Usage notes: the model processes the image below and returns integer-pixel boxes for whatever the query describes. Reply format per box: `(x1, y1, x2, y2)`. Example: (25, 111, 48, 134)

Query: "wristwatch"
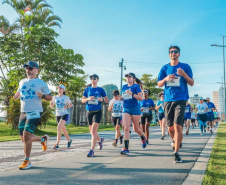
(42, 94, 46, 99)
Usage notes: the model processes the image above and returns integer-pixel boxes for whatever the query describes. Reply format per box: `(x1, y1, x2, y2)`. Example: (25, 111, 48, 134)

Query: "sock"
(25, 157, 29, 161)
(41, 137, 45, 143)
(174, 152, 179, 155)
(115, 139, 118, 144)
(141, 135, 145, 140)
(124, 140, 129, 150)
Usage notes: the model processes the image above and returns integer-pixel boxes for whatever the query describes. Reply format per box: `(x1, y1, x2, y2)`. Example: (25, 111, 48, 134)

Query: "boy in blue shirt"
(157, 46, 194, 163)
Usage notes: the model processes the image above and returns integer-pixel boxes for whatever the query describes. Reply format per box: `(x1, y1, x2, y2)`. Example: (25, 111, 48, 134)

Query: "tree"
(0, 15, 20, 36)
(140, 73, 163, 100)
(101, 84, 118, 100)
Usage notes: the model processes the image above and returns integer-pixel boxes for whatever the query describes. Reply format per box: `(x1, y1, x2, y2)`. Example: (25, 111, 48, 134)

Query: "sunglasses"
(125, 75, 132, 78)
(90, 77, 97, 80)
(169, 50, 179, 54)
(143, 91, 148, 94)
(25, 67, 35, 71)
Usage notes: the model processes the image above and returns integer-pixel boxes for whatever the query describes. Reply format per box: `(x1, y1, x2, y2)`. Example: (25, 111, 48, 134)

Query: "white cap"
(59, 84, 65, 90)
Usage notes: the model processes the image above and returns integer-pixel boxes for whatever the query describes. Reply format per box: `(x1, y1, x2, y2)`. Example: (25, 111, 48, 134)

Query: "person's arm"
(177, 67, 194, 86)
(36, 92, 52, 101)
(133, 92, 143, 101)
(82, 96, 93, 103)
(98, 96, 109, 103)
(50, 97, 55, 108)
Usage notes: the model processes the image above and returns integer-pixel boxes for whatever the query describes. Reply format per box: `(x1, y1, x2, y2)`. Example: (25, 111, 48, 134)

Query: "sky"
(1, 0, 226, 100)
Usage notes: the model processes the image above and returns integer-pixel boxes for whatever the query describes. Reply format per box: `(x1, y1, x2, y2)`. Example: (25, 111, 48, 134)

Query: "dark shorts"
(86, 110, 102, 125)
(141, 114, 152, 124)
(111, 116, 122, 126)
(164, 100, 186, 127)
(207, 114, 214, 121)
(158, 113, 165, 121)
(191, 119, 196, 123)
(197, 113, 207, 123)
(18, 112, 42, 136)
(123, 106, 141, 115)
(56, 114, 69, 123)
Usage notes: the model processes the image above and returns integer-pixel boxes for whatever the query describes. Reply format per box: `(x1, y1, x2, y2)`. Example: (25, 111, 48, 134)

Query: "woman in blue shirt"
(156, 92, 166, 140)
(120, 72, 146, 155)
(139, 89, 155, 144)
(82, 74, 109, 157)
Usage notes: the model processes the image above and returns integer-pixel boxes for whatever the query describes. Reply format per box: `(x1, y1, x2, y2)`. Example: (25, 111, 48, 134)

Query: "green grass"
(0, 120, 115, 142)
(202, 122, 226, 185)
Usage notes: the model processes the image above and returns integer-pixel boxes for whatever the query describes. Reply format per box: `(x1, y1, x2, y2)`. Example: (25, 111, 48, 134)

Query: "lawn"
(0, 120, 115, 142)
(202, 122, 226, 185)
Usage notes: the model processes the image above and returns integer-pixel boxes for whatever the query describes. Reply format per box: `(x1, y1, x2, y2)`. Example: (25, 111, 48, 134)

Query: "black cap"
(89, 74, 99, 79)
(24, 61, 39, 69)
(113, 90, 120, 96)
(125, 72, 136, 78)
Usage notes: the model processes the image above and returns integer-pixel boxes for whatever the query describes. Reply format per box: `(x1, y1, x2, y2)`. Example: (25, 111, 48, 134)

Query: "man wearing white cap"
(13, 61, 52, 170)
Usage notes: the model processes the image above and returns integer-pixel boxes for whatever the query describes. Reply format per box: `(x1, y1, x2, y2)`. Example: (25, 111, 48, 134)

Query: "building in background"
(190, 94, 200, 105)
(213, 91, 220, 112)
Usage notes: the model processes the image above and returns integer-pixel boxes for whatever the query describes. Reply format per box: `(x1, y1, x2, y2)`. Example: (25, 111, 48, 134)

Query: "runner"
(157, 46, 194, 163)
(156, 92, 166, 140)
(50, 85, 73, 149)
(213, 109, 220, 127)
(108, 90, 123, 147)
(120, 72, 146, 155)
(206, 97, 216, 133)
(139, 89, 155, 144)
(13, 61, 52, 170)
(190, 108, 196, 128)
(184, 101, 191, 135)
(196, 97, 208, 135)
(81, 74, 109, 157)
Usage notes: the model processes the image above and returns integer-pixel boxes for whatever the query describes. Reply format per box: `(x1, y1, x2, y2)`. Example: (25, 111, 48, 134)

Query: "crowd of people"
(13, 45, 219, 170)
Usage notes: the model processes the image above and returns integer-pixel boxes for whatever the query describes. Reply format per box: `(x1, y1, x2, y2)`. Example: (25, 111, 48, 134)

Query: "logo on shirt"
(20, 85, 36, 100)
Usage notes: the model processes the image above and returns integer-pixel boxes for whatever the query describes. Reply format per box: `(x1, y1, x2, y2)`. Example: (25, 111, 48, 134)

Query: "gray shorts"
(164, 100, 186, 127)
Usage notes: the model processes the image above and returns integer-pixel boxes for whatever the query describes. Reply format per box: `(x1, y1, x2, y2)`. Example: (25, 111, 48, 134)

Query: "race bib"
(199, 109, 205, 114)
(166, 77, 180, 87)
(88, 98, 99, 105)
(142, 107, 149, 113)
(208, 109, 212, 112)
(112, 112, 122, 117)
(122, 92, 132, 100)
(26, 111, 40, 119)
(57, 108, 64, 112)
(185, 109, 189, 113)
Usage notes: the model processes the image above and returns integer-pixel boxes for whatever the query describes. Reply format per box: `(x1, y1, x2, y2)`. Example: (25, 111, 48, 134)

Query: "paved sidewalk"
(0, 125, 218, 185)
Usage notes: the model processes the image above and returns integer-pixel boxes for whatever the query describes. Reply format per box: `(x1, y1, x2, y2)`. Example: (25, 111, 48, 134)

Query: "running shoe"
(120, 148, 129, 155)
(129, 130, 131, 133)
(112, 141, 117, 147)
(161, 136, 164, 140)
(200, 132, 203, 135)
(204, 128, 206, 133)
(120, 136, 123, 144)
(41, 134, 49, 151)
(186, 131, 189, 135)
(141, 137, 146, 148)
(98, 138, 104, 150)
(87, 149, 94, 157)
(174, 153, 182, 163)
(207, 127, 210, 131)
(67, 139, 72, 148)
(19, 160, 32, 170)
(53, 144, 59, 150)
(210, 130, 213, 134)
(146, 140, 149, 144)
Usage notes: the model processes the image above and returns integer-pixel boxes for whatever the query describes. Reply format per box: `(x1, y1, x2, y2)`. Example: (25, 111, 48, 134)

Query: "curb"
(182, 125, 219, 185)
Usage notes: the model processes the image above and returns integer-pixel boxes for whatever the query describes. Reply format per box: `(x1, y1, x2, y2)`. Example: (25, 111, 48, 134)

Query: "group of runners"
(13, 45, 219, 170)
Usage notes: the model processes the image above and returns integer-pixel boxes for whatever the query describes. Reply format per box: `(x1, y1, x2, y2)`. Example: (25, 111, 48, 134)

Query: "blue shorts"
(207, 114, 214, 121)
(123, 106, 141, 115)
(184, 114, 191, 121)
(158, 113, 165, 120)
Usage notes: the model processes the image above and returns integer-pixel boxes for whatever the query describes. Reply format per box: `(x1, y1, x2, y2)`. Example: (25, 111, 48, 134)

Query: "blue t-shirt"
(157, 62, 193, 102)
(122, 84, 142, 108)
(139, 98, 155, 114)
(83, 86, 106, 111)
(206, 102, 216, 116)
(184, 104, 191, 117)
(157, 100, 164, 113)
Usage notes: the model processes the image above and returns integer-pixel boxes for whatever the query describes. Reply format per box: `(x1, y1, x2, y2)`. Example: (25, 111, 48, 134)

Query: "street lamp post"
(119, 58, 126, 94)
(211, 36, 226, 121)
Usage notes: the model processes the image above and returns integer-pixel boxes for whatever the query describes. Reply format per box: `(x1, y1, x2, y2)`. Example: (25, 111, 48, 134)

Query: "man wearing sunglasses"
(13, 61, 52, 170)
(157, 46, 194, 163)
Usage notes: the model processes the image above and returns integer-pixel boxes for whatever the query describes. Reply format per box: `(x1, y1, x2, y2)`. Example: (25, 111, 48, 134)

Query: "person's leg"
(62, 125, 70, 141)
(116, 125, 121, 139)
(56, 119, 66, 145)
(91, 122, 100, 150)
(159, 120, 162, 130)
(174, 124, 183, 153)
(122, 113, 132, 150)
(199, 120, 204, 133)
(168, 126, 175, 140)
(162, 118, 166, 136)
(132, 115, 143, 136)
(23, 131, 33, 159)
(145, 122, 150, 141)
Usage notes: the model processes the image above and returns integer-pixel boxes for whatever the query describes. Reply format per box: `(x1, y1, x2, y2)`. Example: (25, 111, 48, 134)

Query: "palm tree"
(0, 16, 20, 36)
